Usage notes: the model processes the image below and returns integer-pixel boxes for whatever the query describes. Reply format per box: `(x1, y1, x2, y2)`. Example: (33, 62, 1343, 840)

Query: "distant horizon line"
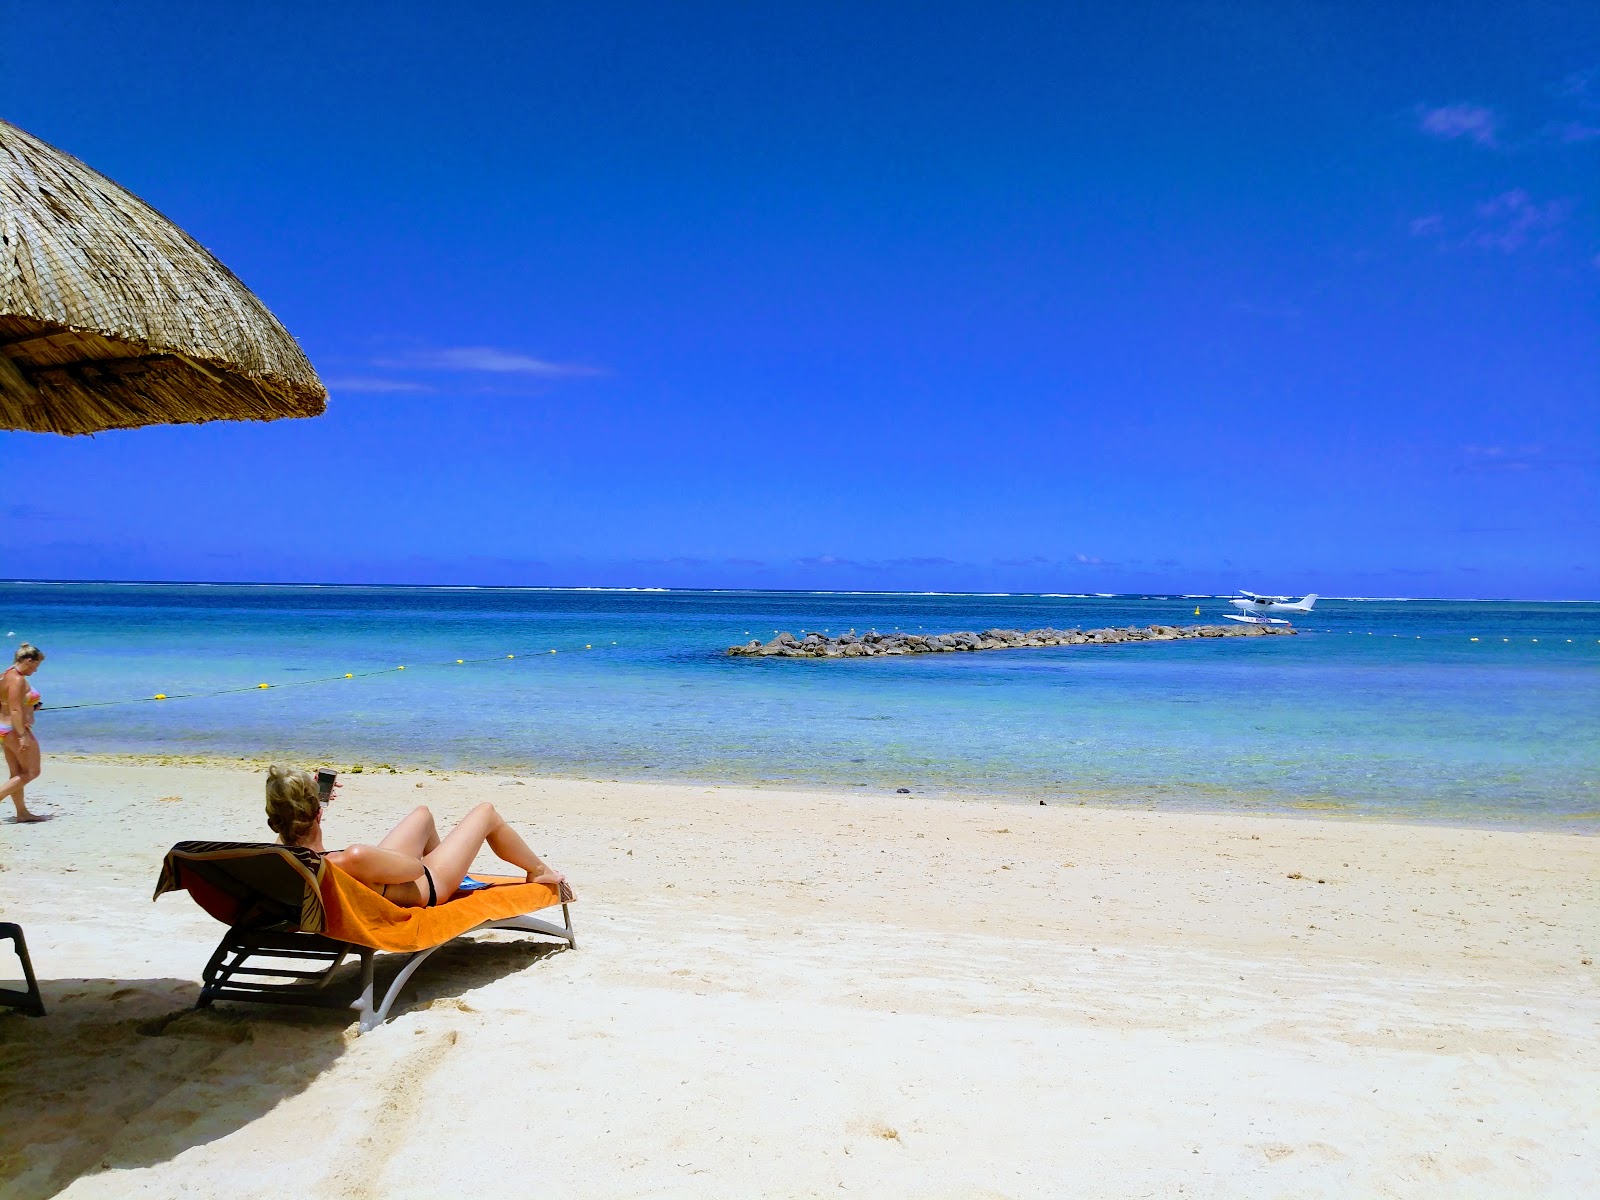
(0, 577, 1593, 604)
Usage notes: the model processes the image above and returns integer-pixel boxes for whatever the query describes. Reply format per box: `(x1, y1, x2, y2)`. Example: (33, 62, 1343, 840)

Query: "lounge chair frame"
(196, 904, 575, 1033)
(0, 921, 45, 1017)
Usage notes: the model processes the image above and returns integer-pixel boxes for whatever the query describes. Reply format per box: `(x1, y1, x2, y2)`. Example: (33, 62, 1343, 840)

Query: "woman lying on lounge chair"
(264, 766, 567, 908)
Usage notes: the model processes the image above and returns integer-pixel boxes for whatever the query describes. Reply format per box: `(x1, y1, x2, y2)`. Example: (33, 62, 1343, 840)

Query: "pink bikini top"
(3, 669, 40, 709)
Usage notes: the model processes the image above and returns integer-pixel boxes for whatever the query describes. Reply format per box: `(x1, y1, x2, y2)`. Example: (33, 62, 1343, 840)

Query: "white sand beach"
(1, 759, 1595, 1198)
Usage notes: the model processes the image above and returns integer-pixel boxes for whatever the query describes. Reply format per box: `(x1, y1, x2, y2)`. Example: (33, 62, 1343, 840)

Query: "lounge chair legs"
(0, 922, 46, 1017)
(197, 928, 363, 1013)
(196, 907, 577, 1033)
(358, 908, 578, 1033)
(363, 942, 445, 1033)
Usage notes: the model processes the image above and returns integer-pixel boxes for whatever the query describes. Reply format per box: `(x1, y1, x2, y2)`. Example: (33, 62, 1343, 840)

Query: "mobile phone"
(316, 769, 338, 801)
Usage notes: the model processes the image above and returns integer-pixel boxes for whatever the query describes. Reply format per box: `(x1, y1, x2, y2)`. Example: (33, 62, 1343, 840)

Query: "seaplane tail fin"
(1300, 594, 1318, 609)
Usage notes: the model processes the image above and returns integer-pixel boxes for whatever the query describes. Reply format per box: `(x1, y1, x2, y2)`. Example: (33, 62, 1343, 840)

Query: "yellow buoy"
(550, 649, 557, 654)
(344, 673, 353, 678)
(585, 644, 592, 649)
(153, 693, 167, 700)
(397, 665, 406, 670)
(456, 659, 464, 664)
(507, 654, 515, 659)
(258, 683, 270, 689)
(1194, 606, 1200, 616)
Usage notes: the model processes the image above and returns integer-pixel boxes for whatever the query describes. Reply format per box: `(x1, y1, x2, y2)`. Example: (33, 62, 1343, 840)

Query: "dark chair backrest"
(154, 841, 327, 932)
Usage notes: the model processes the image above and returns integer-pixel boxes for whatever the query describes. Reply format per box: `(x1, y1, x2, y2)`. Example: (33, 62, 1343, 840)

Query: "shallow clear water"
(7, 583, 1598, 828)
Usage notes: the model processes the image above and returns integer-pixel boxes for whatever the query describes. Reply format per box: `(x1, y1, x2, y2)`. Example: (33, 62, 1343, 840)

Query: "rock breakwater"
(728, 623, 1293, 658)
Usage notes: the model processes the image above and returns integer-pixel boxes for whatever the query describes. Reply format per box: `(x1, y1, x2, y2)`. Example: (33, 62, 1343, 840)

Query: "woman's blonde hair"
(265, 765, 321, 845)
(13, 643, 44, 664)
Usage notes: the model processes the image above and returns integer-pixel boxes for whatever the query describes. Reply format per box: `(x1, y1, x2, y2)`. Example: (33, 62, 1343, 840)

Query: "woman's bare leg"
(421, 803, 558, 898)
(0, 737, 47, 822)
(378, 805, 439, 857)
(0, 739, 22, 812)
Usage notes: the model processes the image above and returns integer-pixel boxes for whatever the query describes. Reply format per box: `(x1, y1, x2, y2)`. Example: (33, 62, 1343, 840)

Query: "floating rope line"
(33, 628, 1599, 714)
(44, 641, 623, 713)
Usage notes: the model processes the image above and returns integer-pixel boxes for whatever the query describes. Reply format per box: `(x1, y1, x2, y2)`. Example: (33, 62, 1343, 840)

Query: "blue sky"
(2, 2, 1596, 597)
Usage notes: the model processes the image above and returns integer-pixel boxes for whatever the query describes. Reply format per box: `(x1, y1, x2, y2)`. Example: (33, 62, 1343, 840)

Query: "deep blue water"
(5, 583, 1598, 828)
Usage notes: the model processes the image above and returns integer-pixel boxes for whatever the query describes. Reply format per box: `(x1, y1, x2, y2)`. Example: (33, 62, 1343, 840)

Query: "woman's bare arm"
(325, 843, 426, 884)
(2, 673, 27, 739)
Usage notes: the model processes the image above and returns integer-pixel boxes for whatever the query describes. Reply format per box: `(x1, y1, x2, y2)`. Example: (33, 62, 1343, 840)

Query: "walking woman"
(1, 643, 49, 823)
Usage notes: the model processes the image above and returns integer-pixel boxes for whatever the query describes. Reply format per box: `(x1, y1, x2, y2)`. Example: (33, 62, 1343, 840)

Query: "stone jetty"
(728, 623, 1293, 658)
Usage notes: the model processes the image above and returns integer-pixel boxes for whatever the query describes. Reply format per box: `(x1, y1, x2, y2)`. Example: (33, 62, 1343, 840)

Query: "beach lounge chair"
(0, 922, 45, 1017)
(154, 841, 575, 1032)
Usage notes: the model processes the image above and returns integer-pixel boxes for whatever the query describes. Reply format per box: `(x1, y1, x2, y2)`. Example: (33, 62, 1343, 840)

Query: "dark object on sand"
(896, 787, 911, 794)
(0, 922, 45, 1017)
(729, 623, 1296, 658)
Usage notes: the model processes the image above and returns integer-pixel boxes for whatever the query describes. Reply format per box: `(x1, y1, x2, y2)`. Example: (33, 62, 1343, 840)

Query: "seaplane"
(1223, 590, 1318, 625)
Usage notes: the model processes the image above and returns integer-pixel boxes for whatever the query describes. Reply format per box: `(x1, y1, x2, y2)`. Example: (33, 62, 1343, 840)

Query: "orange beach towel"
(320, 864, 571, 953)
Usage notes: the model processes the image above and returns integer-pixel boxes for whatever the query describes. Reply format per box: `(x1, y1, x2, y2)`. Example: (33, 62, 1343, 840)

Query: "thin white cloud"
(1228, 300, 1303, 319)
(325, 376, 433, 393)
(1554, 120, 1600, 143)
(1457, 445, 1597, 473)
(792, 554, 959, 570)
(1467, 190, 1569, 252)
(1532, 66, 1600, 143)
(1409, 191, 1571, 254)
(1556, 66, 1598, 108)
(1418, 102, 1500, 146)
(374, 346, 603, 376)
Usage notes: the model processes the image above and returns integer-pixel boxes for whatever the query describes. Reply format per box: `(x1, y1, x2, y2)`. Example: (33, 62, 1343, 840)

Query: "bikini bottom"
(378, 864, 438, 907)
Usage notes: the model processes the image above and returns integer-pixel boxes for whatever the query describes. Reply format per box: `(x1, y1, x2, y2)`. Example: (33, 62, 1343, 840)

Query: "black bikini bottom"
(379, 865, 438, 907)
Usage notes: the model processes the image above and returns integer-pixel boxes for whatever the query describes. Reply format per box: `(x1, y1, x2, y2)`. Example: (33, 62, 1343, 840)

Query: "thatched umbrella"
(0, 117, 325, 435)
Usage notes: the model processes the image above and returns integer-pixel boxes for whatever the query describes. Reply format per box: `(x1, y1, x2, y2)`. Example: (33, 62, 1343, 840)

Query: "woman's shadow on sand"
(0, 937, 567, 1199)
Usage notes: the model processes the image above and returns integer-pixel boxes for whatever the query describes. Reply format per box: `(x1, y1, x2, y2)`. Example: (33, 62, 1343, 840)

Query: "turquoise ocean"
(6, 583, 1598, 829)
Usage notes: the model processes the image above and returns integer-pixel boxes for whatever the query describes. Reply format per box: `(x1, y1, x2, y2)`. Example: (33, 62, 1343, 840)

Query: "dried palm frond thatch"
(0, 117, 325, 435)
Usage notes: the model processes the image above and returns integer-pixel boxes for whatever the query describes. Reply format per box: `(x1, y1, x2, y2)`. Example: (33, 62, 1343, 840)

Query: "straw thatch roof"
(0, 117, 325, 435)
